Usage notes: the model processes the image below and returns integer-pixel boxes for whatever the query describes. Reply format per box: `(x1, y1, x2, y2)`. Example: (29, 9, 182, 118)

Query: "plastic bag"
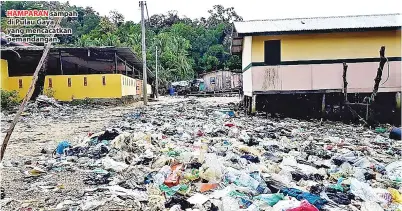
(353, 158, 372, 168)
(237, 172, 259, 190)
(254, 193, 284, 206)
(287, 200, 319, 211)
(340, 162, 354, 176)
(350, 178, 385, 203)
(199, 183, 218, 192)
(55, 141, 71, 155)
(353, 167, 367, 182)
(221, 196, 239, 211)
(101, 157, 128, 172)
(272, 198, 301, 211)
(360, 201, 384, 211)
(250, 171, 271, 194)
(154, 165, 171, 185)
(199, 153, 224, 182)
(388, 188, 402, 203)
(374, 188, 393, 204)
(385, 161, 402, 181)
(237, 145, 261, 157)
(80, 196, 109, 210)
(281, 156, 298, 167)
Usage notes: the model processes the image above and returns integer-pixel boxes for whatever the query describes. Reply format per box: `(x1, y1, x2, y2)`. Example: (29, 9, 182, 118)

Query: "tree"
(204, 55, 219, 71)
(109, 10, 124, 27)
(2, 1, 244, 81)
(225, 55, 241, 70)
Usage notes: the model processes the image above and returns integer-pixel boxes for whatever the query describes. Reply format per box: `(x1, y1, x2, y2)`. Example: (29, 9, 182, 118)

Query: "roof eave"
(236, 26, 402, 36)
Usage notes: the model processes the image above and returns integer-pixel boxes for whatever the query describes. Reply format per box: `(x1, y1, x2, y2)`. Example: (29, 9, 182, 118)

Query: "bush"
(43, 87, 56, 98)
(1, 89, 19, 110)
(70, 97, 94, 106)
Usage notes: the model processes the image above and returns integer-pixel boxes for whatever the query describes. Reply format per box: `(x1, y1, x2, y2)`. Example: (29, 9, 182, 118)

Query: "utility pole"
(140, 1, 148, 105)
(155, 45, 159, 99)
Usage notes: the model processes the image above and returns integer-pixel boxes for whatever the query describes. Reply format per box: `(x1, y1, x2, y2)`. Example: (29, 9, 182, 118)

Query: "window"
(102, 76, 106, 85)
(210, 77, 216, 84)
(48, 78, 53, 88)
(84, 77, 87, 86)
(264, 40, 281, 65)
(18, 79, 23, 88)
(68, 78, 71, 87)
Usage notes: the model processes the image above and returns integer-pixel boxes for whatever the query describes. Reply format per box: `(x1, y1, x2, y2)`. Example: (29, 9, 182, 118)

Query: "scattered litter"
(2, 97, 402, 210)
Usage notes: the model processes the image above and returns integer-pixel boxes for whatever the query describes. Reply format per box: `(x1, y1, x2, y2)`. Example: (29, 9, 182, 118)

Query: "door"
(264, 40, 281, 65)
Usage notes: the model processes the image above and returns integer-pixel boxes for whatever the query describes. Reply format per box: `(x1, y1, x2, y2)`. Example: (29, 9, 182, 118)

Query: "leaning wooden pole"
(0, 18, 61, 162)
(370, 46, 386, 102)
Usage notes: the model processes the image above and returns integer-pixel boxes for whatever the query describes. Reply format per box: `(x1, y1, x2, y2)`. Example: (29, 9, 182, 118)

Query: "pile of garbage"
(2, 98, 402, 210)
(19, 95, 99, 121)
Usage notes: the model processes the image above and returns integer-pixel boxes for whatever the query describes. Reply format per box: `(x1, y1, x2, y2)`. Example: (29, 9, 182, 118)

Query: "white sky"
(64, 0, 401, 23)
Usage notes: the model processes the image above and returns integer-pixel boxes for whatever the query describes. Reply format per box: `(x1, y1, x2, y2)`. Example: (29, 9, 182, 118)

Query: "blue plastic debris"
(56, 141, 71, 155)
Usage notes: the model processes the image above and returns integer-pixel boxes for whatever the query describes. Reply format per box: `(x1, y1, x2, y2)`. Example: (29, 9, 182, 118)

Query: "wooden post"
(114, 52, 118, 74)
(342, 62, 348, 102)
(371, 46, 386, 102)
(125, 60, 127, 76)
(59, 50, 63, 75)
(1, 17, 61, 162)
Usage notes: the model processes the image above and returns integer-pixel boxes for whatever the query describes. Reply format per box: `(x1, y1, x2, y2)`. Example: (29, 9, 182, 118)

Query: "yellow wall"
(251, 30, 401, 62)
(1, 59, 9, 90)
(2, 58, 151, 101)
(121, 75, 137, 96)
(44, 74, 123, 101)
(8, 76, 34, 100)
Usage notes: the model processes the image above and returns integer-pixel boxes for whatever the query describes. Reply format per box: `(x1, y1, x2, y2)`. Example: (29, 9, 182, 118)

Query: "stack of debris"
(1, 97, 401, 211)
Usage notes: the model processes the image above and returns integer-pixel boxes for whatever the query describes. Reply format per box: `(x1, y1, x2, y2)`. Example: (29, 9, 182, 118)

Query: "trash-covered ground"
(1, 96, 402, 211)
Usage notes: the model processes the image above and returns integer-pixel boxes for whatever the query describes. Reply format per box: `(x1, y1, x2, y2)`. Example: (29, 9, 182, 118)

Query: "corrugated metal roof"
(1, 46, 155, 79)
(234, 13, 402, 34)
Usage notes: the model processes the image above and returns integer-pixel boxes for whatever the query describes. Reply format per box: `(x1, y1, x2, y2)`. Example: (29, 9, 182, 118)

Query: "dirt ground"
(0, 96, 240, 210)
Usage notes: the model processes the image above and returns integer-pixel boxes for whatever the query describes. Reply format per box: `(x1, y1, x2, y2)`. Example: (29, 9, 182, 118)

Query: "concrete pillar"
(251, 94, 257, 114)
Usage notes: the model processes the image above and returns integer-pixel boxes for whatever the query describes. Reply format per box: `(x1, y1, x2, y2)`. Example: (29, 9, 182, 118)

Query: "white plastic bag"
(221, 196, 239, 211)
(385, 161, 402, 181)
(281, 156, 298, 167)
(199, 153, 224, 182)
(360, 201, 384, 211)
(350, 178, 386, 203)
(102, 157, 128, 172)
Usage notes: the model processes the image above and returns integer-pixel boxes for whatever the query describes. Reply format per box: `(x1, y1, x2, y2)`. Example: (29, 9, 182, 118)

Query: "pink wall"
(250, 61, 401, 93)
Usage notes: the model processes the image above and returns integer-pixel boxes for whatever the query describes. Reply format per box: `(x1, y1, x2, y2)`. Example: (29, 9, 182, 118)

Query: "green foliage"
(70, 97, 94, 106)
(2, 2, 243, 81)
(43, 87, 56, 98)
(1, 89, 19, 110)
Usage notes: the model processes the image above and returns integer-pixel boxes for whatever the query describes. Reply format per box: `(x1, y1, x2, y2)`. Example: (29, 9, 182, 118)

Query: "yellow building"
(1, 46, 153, 101)
(231, 13, 401, 123)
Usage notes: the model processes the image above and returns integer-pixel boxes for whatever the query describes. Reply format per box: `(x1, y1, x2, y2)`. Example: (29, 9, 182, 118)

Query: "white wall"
(243, 69, 253, 96)
(242, 36, 253, 96)
(242, 36, 252, 70)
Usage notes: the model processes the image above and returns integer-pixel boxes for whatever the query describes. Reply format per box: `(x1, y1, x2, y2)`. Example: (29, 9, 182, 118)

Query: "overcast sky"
(64, 0, 401, 23)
